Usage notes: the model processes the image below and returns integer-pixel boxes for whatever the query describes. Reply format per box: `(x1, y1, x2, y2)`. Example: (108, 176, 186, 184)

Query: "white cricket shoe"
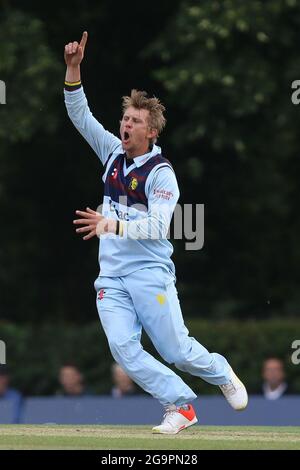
(152, 404, 198, 435)
(219, 368, 248, 410)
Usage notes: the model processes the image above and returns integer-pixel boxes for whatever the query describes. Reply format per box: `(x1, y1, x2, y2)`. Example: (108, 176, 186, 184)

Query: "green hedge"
(1, 320, 299, 395)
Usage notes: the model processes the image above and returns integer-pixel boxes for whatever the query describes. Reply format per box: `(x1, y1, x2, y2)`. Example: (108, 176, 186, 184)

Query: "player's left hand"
(73, 207, 117, 240)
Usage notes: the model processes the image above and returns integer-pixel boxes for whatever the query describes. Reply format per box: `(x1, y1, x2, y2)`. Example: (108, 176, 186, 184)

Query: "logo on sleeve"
(153, 189, 173, 200)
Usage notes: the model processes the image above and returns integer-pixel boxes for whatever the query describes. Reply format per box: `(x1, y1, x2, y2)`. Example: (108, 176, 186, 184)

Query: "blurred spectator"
(262, 358, 288, 399)
(0, 365, 22, 423)
(57, 363, 88, 396)
(111, 362, 138, 398)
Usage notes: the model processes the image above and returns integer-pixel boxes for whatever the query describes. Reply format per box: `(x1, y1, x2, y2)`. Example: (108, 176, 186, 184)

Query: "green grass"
(0, 425, 300, 450)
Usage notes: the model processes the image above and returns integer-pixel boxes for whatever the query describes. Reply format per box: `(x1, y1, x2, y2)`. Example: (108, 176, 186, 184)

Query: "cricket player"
(64, 32, 248, 434)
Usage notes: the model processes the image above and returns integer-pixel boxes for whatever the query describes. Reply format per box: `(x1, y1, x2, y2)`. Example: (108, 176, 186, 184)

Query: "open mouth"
(123, 131, 130, 142)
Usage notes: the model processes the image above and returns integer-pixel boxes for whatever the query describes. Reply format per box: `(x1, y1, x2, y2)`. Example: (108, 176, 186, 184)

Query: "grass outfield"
(0, 425, 300, 450)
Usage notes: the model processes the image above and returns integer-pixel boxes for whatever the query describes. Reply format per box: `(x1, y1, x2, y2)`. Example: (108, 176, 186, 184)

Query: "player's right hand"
(73, 207, 101, 241)
(64, 31, 88, 67)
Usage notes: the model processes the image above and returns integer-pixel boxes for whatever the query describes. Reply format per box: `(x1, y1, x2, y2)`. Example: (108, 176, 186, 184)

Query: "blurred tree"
(148, 0, 300, 317)
(0, 9, 62, 142)
(0, 8, 63, 322)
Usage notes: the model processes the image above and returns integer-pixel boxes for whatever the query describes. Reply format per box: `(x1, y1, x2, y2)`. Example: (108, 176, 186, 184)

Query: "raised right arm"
(64, 32, 121, 166)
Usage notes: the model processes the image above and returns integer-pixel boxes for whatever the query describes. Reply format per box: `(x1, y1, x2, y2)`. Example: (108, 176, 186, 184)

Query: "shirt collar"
(125, 144, 161, 168)
(263, 382, 287, 399)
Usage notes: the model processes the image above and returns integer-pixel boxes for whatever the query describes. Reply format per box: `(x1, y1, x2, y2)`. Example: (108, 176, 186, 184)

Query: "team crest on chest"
(129, 177, 138, 191)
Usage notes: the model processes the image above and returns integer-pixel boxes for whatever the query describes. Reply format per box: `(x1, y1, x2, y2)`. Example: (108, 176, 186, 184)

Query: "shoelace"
(161, 405, 178, 425)
(219, 380, 237, 396)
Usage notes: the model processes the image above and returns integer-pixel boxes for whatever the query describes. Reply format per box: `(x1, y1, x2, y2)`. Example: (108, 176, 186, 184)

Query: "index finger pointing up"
(80, 31, 88, 48)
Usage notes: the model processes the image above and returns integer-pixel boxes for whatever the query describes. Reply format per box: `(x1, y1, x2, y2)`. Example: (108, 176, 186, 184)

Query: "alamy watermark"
(97, 198, 204, 251)
(291, 340, 300, 365)
(0, 340, 6, 365)
(0, 80, 6, 104)
(290, 80, 300, 105)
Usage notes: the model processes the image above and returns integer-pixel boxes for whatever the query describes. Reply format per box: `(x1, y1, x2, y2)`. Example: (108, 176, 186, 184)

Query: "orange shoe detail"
(152, 404, 198, 434)
(178, 404, 196, 421)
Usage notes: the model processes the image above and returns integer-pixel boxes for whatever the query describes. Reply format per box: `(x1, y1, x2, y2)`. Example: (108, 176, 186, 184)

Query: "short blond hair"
(122, 89, 166, 144)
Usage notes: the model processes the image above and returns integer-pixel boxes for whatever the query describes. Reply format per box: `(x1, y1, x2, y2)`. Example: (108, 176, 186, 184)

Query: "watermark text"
(97, 198, 204, 251)
(0, 340, 6, 364)
(0, 80, 6, 104)
(291, 340, 300, 365)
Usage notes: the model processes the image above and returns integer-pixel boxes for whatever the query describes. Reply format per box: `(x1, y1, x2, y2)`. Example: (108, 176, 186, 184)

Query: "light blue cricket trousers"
(95, 266, 231, 407)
